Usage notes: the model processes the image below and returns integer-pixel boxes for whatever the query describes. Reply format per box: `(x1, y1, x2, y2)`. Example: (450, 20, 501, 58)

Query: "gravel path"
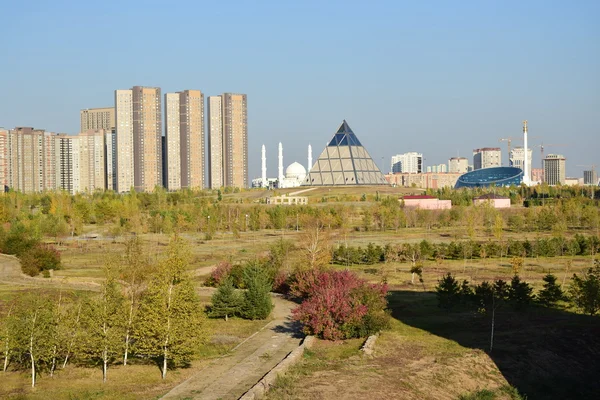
(161, 293, 303, 400)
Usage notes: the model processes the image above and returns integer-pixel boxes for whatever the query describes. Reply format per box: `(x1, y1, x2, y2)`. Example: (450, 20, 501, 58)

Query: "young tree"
(62, 298, 83, 369)
(299, 217, 331, 271)
(120, 237, 152, 366)
(134, 236, 205, 379)
(78, 270, 126, 383)
(12, 294, 56, 387)
(537, 274, 564, 306)
(508, 275, 534, 310)
(1, 302, 15, 372)
(209, 278, 243, 321)
(436, 273, 460, 309)
(240, 264, 274, 320)
(569, 264, 600, 315)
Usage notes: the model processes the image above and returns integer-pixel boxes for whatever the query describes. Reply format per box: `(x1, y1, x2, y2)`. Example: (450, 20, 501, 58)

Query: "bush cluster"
(332, 235, 600, 266)
(291, 270, 389, 340)
(208, 261, 274, 321)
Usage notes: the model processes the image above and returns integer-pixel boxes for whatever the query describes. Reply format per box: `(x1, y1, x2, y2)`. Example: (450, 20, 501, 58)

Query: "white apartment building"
(509, 147, 533, 181)
(391, 152, 423, 173)
(207, 96, 224, 188)
(473, 147, 501, 170)
(448, 157, 468, 173)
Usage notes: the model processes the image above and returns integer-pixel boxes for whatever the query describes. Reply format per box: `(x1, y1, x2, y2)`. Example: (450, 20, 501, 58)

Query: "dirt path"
(161, 293, 303, 400)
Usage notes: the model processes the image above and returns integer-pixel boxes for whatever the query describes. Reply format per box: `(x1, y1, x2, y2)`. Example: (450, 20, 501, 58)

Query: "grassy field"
(1, 212, 599, 399)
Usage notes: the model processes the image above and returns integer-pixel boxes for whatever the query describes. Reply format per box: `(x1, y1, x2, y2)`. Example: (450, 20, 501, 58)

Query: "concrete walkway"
(161, 294, 303, 400)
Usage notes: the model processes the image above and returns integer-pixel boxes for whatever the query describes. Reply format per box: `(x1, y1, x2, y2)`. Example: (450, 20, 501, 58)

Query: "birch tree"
(13, 294, 55, 387)
(79, 270, 126, 383)
(134, 235, 205, 379)
(1, 302, 15, 372)
(120, 237, 152, 366)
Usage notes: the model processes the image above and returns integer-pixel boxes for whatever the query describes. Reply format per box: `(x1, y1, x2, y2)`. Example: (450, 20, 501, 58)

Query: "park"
(1, 184, 599, 400)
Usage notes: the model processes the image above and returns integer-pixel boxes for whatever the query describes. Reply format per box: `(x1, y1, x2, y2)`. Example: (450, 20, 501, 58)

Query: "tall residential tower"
(222, 93, 248, 188)
(164, 90, 205, 190)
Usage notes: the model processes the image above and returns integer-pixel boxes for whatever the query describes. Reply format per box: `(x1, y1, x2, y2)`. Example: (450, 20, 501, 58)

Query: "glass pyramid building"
(302, 120, 389, 186)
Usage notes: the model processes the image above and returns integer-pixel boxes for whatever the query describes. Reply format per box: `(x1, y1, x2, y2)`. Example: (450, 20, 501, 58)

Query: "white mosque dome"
(285, 162, 307, 180)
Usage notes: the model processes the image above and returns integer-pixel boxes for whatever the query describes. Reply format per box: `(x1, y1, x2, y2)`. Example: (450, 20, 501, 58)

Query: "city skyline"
(1, 1, 598, 180)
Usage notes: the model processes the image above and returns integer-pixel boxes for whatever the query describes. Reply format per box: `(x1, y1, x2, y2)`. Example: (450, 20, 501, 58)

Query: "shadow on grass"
(388, 290, 600, 400)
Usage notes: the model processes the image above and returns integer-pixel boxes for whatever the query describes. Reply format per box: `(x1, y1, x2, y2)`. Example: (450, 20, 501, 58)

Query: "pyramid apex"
(337, 120, 354, 134)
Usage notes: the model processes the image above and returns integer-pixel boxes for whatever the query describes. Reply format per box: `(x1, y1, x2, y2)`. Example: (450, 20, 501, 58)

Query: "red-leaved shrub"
(292, 270, 389, 340)
(206, 261, 232, 286)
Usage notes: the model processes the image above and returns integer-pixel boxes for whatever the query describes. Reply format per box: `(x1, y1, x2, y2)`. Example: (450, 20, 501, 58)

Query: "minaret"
(523, 120, 530, 185)
(278, 142, 284, 184)
(307, 144, 312, 172)
(261, 144, 267, 188)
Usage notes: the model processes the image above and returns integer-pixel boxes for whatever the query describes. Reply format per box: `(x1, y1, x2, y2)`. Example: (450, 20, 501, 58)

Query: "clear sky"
(1, 0, 598, 179)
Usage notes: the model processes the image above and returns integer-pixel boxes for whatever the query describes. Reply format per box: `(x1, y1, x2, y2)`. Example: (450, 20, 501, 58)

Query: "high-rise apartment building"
(115, 89, 134, 192)
(509, 147, 533, 180)
(180, 90, 204, 189)
(473, 148, 501, 170)
(105, 130, 116, 191)
(0, 129, 8, 191)
(543, 154, 566, 185)
(164, 93, 181, 190)
(80, 107, 115, 132)
(79, 130, 106, 193)
(448, 157, 468, 173)
(207, 96, 224, 189)
(391, 152, 422, 173)
(222, 93, 248, 188)
(4, 127, 51, 193)
(164, 90, 205, 191)
(132, 86, 162, 192)
(584, 170, 598, 185)
(54, 134, 81, 194)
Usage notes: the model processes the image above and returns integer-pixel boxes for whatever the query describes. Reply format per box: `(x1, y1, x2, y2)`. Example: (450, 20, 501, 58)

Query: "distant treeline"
(0, 186, 598, 239)
(332, 234, 600, 265)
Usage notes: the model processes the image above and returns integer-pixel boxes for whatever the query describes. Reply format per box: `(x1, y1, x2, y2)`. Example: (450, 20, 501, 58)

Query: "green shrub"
(240, 264, 273, 320)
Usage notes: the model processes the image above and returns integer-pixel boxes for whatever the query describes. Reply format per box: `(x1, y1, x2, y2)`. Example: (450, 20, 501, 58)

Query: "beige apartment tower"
(3, 127, 57, 193)
(115, 89, 134, 192)
(222, 93, 248, 188)
(80, 107, 115, 132)
(207, 96, 224, 188)
(79, 129, 106, 193)
(165, 90, 205, 191)
(180, 90, 204, 189)
(132, 86, 162, 192)
(164, 93, 182, 190)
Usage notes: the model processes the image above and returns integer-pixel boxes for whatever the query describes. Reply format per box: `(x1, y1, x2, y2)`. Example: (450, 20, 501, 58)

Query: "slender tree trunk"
(3, 305, 12, 372)
(30, 352, 35, 388)
(124, 298, 134, 366)
(490, 299, 495, 353)
(63, 303, 82, 369)
(50, 345, 57, 377)
(30, 310, 38, 387)
(162, 282, 173, 380)
(103, 348, 107, 383)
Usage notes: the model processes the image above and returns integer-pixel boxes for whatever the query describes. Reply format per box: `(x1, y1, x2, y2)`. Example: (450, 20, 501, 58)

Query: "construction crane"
(532, 143, 568, 182)
(499, 135, 540, 166)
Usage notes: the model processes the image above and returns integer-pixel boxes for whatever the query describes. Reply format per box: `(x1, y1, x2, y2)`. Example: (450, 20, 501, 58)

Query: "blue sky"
(1, 0, 598, 178)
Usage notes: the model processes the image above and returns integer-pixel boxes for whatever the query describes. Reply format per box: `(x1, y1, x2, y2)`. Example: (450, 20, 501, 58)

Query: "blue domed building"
(455, 167, 523, 188)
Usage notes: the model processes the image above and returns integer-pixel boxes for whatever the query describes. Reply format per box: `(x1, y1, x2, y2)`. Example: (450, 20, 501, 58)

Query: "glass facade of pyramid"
(302, 121, 389, 186)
